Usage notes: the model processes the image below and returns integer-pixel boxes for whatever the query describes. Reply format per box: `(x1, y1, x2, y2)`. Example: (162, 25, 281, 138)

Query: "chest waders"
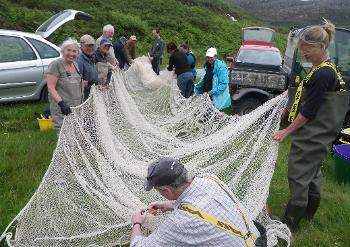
(49, 61, 83, 132)
(283, 62, 350, 231)
(96, 62, 112, 84)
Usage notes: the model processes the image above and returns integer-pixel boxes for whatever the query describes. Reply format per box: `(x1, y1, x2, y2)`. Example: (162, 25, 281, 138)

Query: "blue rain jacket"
(194, 59, 231, 110)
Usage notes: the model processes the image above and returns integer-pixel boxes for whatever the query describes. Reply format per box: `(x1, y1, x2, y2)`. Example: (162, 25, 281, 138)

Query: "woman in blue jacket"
(194, 47, 231, 110)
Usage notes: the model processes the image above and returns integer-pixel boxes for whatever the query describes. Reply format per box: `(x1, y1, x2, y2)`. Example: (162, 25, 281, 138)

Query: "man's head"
(144, 157, 189, 200)
(179, 43, 190, 53)
(206, 47, 217, 65)
(119, 36, 128, 46)
(99, 37, 113, 55)
(129, 35, 137, 42)
(166, 42, 177, 54)
(80, 34, 95, 57)
(152, 28, 161, 39)
(103, 24, 115, 40)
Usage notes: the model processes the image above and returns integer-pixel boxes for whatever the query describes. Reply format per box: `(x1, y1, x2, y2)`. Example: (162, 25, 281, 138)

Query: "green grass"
(268, 137, 350, 246)
(0, 102, 57, 242)
(1, 102, 350, 246)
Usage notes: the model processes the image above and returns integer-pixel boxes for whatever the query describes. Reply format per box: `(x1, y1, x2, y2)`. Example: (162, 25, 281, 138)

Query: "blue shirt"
(113, 40, 130, 69)
(76, 52, 97, 83)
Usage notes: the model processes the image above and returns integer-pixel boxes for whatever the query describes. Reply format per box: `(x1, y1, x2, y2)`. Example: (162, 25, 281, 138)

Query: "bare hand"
(131, 208, 147, 224)
(272, 129, 289, 142)
(149, 57, 154, 61)
(147, 201, 175, 215)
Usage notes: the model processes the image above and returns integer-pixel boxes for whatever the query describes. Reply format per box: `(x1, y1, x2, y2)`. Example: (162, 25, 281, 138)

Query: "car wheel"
(236, 97, 264, 116)
(40, 86, 48, 102)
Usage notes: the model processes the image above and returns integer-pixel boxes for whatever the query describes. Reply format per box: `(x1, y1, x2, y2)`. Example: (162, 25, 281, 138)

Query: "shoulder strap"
(179, 175, 257, 247)
(288, 61, 346, 122)
(180, 204, 256, 247)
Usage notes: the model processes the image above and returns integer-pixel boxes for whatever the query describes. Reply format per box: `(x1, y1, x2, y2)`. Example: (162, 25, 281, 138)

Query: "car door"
(0, 35, 44, 101)
(329, 28, 350, 88)
(36, 9, 93, 38)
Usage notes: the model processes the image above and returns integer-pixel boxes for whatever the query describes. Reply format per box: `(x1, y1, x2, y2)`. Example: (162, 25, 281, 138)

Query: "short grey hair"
(103, 24, 114, 33)
(60, 38, 79, 52)
(168, 167, 188, 189)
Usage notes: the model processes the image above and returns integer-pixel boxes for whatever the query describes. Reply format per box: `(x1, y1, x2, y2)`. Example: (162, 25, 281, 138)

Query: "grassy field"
(1, 102, 350, 246)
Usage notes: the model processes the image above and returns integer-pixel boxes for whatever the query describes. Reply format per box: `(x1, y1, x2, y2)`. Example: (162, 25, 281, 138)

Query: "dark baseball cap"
(100, 37, 112, 46)
(144, 157, 184, 191)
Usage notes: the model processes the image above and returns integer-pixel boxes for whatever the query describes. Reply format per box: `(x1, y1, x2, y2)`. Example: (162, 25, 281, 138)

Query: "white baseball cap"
(206, 47, 217, 57)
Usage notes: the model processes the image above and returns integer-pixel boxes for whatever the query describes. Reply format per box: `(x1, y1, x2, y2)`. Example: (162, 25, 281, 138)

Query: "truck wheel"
(236, 98, 264, 116)
(40, 86, 48, 102)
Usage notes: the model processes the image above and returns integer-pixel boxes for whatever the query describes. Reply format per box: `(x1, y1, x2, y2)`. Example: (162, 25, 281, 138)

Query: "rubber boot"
(306, 195, 320, 220)
(282, 202, 306, 232)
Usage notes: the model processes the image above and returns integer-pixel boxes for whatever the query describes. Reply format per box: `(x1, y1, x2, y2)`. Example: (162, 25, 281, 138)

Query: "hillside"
(227, 0, 350, 28)
(0, 0, 287, 63)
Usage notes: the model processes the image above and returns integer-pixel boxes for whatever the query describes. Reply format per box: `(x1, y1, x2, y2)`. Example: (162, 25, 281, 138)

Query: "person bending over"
(130, 157, 267, 247)
(167, 42, 194, 98)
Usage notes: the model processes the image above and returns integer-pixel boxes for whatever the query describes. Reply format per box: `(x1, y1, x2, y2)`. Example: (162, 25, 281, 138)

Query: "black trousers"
(151, 57, 161, 75)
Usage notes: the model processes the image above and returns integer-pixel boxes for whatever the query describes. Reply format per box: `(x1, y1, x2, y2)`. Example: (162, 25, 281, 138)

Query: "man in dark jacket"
(77, 34, 98, 100)
(149, 28, 164, 75)
(113, 36, 130, 70)
(167, 42, 194, 98)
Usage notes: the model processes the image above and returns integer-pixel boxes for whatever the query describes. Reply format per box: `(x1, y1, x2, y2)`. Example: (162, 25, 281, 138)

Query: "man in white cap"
(194, 47, 231, 111)
(130, 157, 267, 247)
(96, 24, 117, 66)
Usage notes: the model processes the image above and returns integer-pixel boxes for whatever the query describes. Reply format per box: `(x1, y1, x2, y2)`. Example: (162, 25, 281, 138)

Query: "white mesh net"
(1, 56, 291, 246)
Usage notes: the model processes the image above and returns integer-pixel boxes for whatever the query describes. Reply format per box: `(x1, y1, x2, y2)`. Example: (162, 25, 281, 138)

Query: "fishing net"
(1, 56, 291, 246)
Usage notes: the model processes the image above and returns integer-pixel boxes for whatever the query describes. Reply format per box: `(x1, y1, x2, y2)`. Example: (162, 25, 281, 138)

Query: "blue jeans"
(177, 72, 194, 98)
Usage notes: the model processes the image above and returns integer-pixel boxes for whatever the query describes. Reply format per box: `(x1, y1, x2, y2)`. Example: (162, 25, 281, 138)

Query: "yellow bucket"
(37, 117, 53, 131)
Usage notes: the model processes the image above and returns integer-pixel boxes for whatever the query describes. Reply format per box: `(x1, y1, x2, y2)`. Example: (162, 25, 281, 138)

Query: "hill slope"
(0, 0, 287, 62)
(227, 0, 350, 27)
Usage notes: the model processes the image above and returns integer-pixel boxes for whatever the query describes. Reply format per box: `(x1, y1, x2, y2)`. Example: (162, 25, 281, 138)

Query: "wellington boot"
(306, 196, 320, 220)
(282, 202, 306, 232)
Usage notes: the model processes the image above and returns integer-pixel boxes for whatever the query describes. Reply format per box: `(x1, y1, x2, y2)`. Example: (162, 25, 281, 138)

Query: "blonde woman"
(273, 20, 349, 230)
(47, 38, 83, 132)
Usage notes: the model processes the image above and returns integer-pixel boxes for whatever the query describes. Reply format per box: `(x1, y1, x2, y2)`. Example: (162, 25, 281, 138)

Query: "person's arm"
(47, 74, 62, 103)
(167, 55, 174, 71)
(131, 208, 147, 241)
(153, 40, 163, 58)
(210, 63, 228, 96)
(122, 48, 130, 66)
(194, 68, 206, 96)
(272, 113, 309, 142)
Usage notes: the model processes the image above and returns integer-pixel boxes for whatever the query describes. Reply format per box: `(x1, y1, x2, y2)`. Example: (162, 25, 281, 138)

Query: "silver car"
(0, 9, 92, 103)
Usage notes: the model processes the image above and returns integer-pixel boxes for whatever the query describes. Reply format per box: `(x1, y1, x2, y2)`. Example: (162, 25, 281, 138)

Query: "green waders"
(284, 89, 350, 230)
(48, 60, 83, 132)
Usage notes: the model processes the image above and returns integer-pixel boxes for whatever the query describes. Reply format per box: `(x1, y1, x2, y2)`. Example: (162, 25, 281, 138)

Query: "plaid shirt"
(131, 174, 260, 247)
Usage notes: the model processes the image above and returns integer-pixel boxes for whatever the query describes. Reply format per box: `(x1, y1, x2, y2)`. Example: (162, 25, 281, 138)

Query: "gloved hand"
(106, 72, 112, 84)
(58, 101, 72, 115)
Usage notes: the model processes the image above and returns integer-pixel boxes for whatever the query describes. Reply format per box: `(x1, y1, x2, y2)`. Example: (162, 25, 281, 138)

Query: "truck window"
(237, 50, 282, 66)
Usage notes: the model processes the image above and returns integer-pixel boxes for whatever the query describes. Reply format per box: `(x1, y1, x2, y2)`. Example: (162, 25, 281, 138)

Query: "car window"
(334, 30, 350, 75)
(27, 37, 60, 59)
(237, 49, 282, 66)
(36, 11, 71, 33)
(0, 36, 36, 63)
